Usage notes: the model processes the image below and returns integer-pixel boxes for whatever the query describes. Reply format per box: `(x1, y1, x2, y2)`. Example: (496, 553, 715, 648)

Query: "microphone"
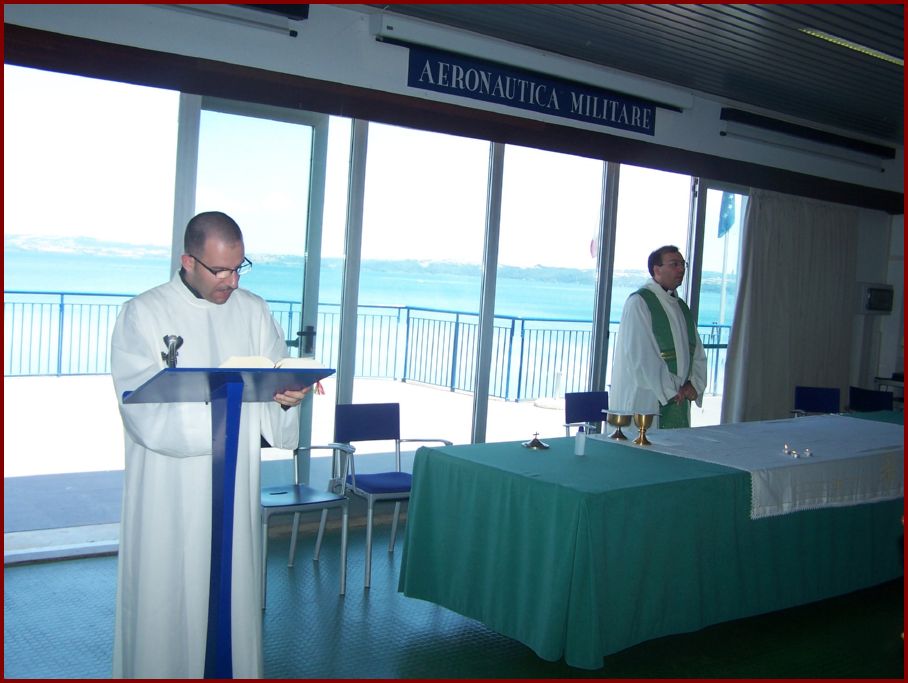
(161, 335, 184, 368)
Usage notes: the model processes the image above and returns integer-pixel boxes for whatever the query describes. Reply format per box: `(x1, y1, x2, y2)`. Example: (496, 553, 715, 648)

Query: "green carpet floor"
(4, 521, 904, 678)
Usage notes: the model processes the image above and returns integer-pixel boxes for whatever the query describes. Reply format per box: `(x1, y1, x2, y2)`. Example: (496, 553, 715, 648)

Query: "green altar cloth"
(398, 421, 903, 670)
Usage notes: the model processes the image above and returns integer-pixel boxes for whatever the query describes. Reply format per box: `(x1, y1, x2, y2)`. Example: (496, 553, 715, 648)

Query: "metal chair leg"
(314, 508, 329, 561)
(261, 517, 269, 609)
(365, 500, 374, 589)
(339, 502, 348, 596)
(287, 511, 301, 567)
(388, 501, 401, 552)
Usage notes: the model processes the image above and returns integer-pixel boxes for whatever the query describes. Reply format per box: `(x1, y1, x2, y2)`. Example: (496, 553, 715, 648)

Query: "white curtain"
(721, 188, 858, 423)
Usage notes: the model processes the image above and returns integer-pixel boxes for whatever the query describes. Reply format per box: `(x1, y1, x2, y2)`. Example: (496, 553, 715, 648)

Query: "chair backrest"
(564, 391, 609, 424)
(794, 385, 840, 414)
(848, 386, 894, 412)
(334, 402, 401, 443)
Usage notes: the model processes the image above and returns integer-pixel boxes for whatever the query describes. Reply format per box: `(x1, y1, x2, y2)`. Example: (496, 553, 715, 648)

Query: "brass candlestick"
(606, 413, 632, 440)
(633, 413, 654, 446)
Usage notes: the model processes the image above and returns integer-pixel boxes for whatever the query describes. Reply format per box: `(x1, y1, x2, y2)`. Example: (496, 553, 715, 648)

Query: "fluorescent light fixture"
(721, 120, 885, 172)
(153, 4, 299, 37)
(369, 11, 693, 111)
(799, 28, 903, 66)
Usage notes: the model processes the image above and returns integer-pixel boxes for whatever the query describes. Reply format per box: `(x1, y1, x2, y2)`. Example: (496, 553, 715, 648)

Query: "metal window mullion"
(337, 119, 368, 405)
(172, 93, 201, 274)
(471, 142, 503, 442)
(590, 161, 619, 392)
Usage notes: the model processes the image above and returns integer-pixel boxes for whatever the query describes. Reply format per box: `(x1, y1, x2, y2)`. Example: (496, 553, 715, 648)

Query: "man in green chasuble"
(609, 245, 707, 429)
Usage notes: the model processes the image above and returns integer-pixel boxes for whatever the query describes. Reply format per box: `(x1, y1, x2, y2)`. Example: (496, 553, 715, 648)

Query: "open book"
(219, 355, 325, 370)
(219, 356, 327, 393)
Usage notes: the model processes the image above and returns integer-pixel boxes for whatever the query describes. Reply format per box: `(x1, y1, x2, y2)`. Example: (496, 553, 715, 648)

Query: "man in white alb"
(609, 245, 707, 429)
(110, 211, 309, 678)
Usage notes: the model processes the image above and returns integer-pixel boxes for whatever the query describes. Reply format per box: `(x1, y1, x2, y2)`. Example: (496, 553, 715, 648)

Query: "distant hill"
(5, 235, 735, 292)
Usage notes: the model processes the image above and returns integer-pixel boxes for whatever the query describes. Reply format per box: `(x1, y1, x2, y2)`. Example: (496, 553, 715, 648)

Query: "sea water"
(4, 239, 736, 325)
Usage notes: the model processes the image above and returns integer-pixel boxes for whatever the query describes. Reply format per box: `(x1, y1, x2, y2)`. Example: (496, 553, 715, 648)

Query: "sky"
(4, 64, 740, 273)
(4, 65, 178, 248)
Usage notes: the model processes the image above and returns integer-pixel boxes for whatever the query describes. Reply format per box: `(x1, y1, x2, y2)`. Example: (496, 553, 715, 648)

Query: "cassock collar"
(647, 277, 679, 301)
(178, 268, 205, 299)
(168, 270, 221, 310)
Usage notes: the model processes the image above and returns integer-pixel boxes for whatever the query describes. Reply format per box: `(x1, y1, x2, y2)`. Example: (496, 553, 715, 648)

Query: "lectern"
(123, 366, 335, 679)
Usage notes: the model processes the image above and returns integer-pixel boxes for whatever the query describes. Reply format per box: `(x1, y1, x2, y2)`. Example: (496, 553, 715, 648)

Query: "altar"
(398, 413, 904, 670)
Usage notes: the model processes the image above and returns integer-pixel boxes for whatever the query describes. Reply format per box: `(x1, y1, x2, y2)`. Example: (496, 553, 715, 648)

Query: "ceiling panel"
(367, 4, 903, 145)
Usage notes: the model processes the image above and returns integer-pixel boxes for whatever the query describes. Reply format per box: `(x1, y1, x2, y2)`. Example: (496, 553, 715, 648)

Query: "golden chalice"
(606, 413, 632, 440)
(632, 413, 654, 446)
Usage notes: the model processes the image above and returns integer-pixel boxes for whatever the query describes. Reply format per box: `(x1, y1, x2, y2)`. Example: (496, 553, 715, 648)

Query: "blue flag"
(718, 192, 735, 238)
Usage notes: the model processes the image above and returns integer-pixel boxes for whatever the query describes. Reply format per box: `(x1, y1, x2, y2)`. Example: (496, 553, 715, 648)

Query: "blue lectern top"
(122, 367, 336, 405)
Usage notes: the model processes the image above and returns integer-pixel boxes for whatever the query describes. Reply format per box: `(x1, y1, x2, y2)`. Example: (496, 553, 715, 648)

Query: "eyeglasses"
(190, 255, 253, 279)
(660, 259, 687, 269)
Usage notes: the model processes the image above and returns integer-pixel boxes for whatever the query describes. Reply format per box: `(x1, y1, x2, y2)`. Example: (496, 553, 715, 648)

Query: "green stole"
(635, 287, 697, 429)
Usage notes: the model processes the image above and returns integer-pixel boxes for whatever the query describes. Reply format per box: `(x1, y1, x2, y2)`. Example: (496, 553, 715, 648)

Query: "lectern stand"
(123, 367, 335, 679)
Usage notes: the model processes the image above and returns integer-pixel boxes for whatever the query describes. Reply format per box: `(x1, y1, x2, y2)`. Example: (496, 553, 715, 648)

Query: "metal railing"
(5, 290, 730, 400)
(4, 291, 130, 376)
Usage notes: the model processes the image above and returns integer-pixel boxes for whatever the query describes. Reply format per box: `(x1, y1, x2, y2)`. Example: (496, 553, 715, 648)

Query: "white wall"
(4, 3, 903, 193)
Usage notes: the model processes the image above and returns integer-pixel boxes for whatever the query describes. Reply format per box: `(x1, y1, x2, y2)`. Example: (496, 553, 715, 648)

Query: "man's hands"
(671, 381, 698, 404)
(273, 386, 311, 408)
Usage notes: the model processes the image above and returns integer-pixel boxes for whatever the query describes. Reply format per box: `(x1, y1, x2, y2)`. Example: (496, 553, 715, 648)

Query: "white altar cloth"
(594, 414, 903, 518)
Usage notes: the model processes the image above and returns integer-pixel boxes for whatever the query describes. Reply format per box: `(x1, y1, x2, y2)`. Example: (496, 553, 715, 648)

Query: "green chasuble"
(635, 288, 698, 429)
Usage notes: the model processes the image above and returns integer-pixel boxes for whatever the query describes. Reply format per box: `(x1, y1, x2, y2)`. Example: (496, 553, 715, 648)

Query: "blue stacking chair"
(791, 385, 841, 416)
(564, 390, 609, 435)
(261, 442, 350, 607)
(318, 402, 452, 588)
(848, 385, 894, 412)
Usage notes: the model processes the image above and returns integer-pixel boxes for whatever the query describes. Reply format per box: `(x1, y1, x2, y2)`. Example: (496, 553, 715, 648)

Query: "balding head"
(180, 211, 246, 305)
(184, 211, 244, 255)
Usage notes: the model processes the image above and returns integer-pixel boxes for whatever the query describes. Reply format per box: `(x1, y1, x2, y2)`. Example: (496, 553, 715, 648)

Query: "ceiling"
(363, 4, 903, 147)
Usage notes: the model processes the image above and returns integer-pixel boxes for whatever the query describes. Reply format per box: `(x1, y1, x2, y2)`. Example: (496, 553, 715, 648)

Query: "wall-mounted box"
(858, 283, 894, 315)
